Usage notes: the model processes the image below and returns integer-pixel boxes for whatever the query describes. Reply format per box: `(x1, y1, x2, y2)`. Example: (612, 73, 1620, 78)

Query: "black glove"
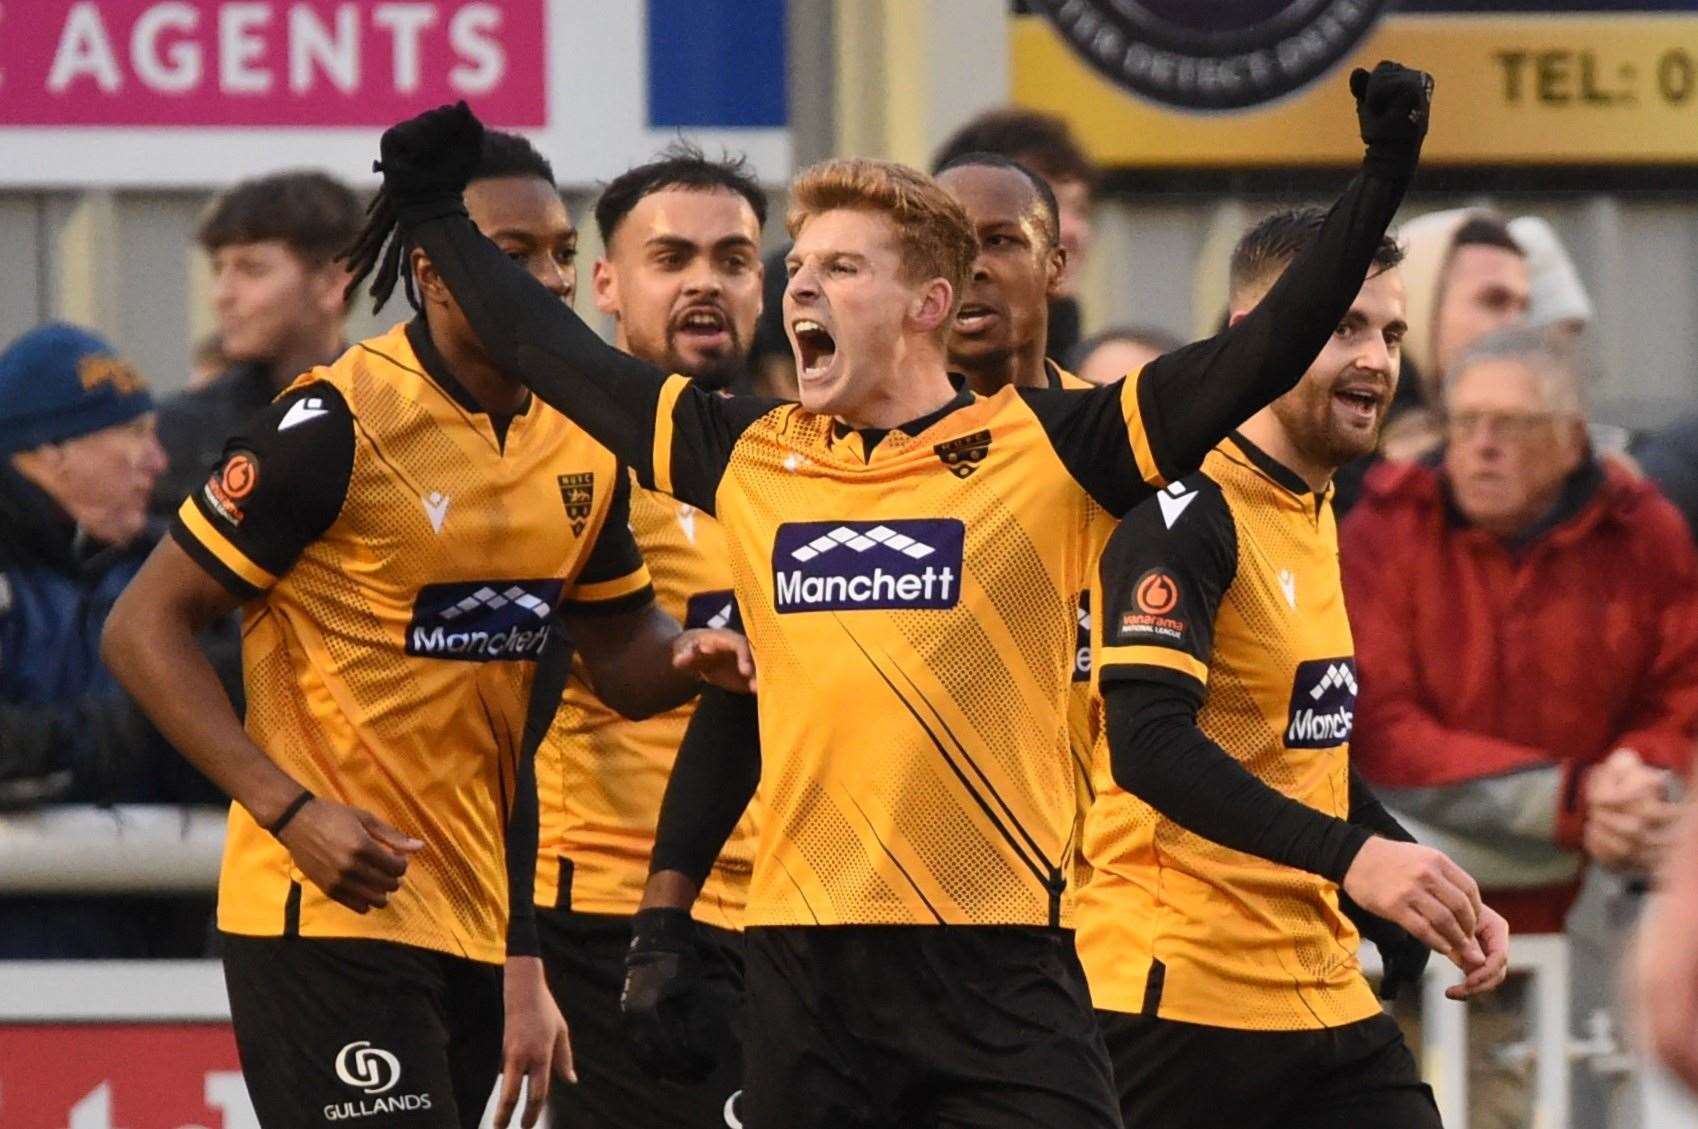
(1341, 891, 1432, 1001)
(374, 101, 485, 223)
(621, 908, 737, 1082)
(1350, 60, 1433, 180)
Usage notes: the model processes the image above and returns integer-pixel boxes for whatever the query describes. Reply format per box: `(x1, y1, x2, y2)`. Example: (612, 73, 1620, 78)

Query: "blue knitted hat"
(0, 323, 154, 456)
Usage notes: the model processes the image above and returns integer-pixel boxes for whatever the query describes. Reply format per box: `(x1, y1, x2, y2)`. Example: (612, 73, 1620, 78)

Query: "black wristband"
(268, 789, 314, 836)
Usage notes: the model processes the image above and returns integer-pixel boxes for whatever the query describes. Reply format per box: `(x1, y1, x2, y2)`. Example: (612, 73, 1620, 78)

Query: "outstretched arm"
(373, 104, 775, 512)
(1025, 62, 1433, 515)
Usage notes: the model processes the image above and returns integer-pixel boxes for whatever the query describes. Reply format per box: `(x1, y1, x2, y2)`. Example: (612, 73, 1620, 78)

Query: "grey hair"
(1445, 326, 1589, 417)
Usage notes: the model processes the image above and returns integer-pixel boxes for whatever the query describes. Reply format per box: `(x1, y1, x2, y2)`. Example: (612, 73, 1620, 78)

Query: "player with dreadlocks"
(105, 128, 756, 1129)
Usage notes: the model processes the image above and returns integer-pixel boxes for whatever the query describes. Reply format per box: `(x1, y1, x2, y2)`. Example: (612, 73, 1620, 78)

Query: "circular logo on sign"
(1030, 0, 1392, 111)
(1135, 569, 1179, 615)
(335, 1040, 401, 1094)
(220, 453, 258, 500)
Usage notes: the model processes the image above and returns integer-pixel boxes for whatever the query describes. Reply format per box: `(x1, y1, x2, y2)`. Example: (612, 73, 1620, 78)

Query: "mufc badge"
(558, 472, 594, 537)
(1029, 0, 1392, 111)
(934, 430, 992, 479)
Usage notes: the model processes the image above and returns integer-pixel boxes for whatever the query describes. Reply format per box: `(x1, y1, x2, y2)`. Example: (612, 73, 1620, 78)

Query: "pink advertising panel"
(1, 2, 547, 127)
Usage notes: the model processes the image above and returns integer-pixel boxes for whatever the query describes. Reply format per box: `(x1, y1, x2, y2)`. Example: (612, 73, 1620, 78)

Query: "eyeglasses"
(1445, 410, 1559, 442)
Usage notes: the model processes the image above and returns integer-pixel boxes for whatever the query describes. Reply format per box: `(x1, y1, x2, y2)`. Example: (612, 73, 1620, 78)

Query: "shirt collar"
(1227, 430, 1324, 499)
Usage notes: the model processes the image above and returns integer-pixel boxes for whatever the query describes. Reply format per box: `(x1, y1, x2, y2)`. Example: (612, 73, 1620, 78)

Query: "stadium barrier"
(4, 806, 1698, 1128)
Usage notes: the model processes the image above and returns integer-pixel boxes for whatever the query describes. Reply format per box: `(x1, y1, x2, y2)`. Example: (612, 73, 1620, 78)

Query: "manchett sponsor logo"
(1286, 657, 1358, 748)
(772, 520, 964, 613)
(406, 580, 565, 662)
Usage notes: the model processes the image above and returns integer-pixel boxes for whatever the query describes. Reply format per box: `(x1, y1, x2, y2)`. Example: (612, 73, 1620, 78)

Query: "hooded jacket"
(1340, 457, 1698, 932)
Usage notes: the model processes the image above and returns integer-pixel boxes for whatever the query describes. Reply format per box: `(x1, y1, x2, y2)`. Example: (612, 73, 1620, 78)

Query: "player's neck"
(1237, 411, 1334, 494)
(430, 321, 530, 417)
(837, 350, 957, 431)
(955, 339, 1050, 395)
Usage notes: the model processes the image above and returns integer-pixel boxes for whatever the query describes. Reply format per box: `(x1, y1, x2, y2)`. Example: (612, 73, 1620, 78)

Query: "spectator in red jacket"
(1342, 327, 1698, 936)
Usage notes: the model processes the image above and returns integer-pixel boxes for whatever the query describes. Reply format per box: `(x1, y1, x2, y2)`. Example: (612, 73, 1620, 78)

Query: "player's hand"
(274, 797, 422, 913)
(495, 956, 575, 1129)
(1340, 891, 1431, 1001)
(621, 907, 736, 1082)
(673, 629, 757, 694)
(1342, 836, 1485, 972)
(1350, 60, 1433, 176)
(376, 101, 485, 210)
(1448, 905, 1511, 1000)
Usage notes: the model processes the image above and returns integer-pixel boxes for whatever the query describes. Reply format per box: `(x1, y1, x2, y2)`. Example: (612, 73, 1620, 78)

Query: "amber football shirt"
(1075, 434, 1381, 1030)
(172, 320, 652, 963)
(537, 472, 760, 929)
(639, 371, 1174, 928)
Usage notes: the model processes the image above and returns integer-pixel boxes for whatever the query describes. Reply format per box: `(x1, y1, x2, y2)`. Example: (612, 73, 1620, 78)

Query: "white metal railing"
(0, 804, 224, 893)
(6, 810, 1698, 1128)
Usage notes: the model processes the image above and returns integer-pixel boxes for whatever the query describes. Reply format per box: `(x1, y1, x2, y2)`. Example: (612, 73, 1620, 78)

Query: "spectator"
(1342, 328, 1698, 1127)
(1378, 208, 1532, 462)
(1343, 327, 1698, 933)
(1508, 215, 1593, 339)
(1333, 208, 1532, 514)
(1067, 324, 1184, 386)
(152, 171, 361, 513)
(932, 108, 1098, 362)
(1639, 415, 1698, 542)
(0, 324, 218, 957)
(187, 333, 230, 391)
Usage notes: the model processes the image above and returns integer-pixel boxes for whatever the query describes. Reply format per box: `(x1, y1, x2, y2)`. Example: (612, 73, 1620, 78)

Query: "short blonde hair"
(787, 158, 976, 303)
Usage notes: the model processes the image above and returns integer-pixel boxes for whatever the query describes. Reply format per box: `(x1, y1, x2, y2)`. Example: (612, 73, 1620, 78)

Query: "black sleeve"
(1023, 162, 1413, 516)
(408, 212, 780, 513)
(1097, 479, 1369, 882)
(1349, 767, 1417, 844)
(559, 465, 656, 617)
(649, 687, 761, 886)
(167, 382, 354, 600)
(1104, 681, 1370, 883)
(1095, 475, 1236, 700)
(507, 631, 572, 958)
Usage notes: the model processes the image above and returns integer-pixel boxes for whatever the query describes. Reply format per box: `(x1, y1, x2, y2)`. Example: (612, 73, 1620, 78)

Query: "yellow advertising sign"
(1013, 14, 1698, 166)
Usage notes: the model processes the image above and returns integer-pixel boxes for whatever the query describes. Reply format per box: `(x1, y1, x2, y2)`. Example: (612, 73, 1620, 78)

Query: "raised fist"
(376, 101, 486, 209)
(1350, 61, 1433, 177)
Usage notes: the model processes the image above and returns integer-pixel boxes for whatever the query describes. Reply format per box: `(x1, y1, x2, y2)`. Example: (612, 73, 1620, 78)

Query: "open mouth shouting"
(1331, 383, 1387, 429)
(672, 304, 733, 353)
(793, 318, 838, 382)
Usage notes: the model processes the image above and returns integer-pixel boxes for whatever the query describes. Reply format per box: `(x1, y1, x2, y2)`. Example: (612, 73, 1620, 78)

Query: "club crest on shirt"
(934, 430, 991, 479)
(558, 472, 595, 536)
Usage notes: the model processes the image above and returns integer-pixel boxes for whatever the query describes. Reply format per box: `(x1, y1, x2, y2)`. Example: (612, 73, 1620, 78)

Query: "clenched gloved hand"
(1350, 60, 1434, 180)
(621, 907, 737, 1082)
(1341, 890, 1432, 1001)
(374, 100, 486, 224)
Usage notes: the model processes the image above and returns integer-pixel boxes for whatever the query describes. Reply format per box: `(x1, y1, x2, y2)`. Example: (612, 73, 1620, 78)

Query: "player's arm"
(379, 105, 776, 513)
(624, 685, 761, 1081)
(497, 630, 575, 1128)
(102, 385, 421, 914)
(1097, 482, 1485, 970)
(553, 468, 747, 718)
(1023, 63, 1431, 515)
